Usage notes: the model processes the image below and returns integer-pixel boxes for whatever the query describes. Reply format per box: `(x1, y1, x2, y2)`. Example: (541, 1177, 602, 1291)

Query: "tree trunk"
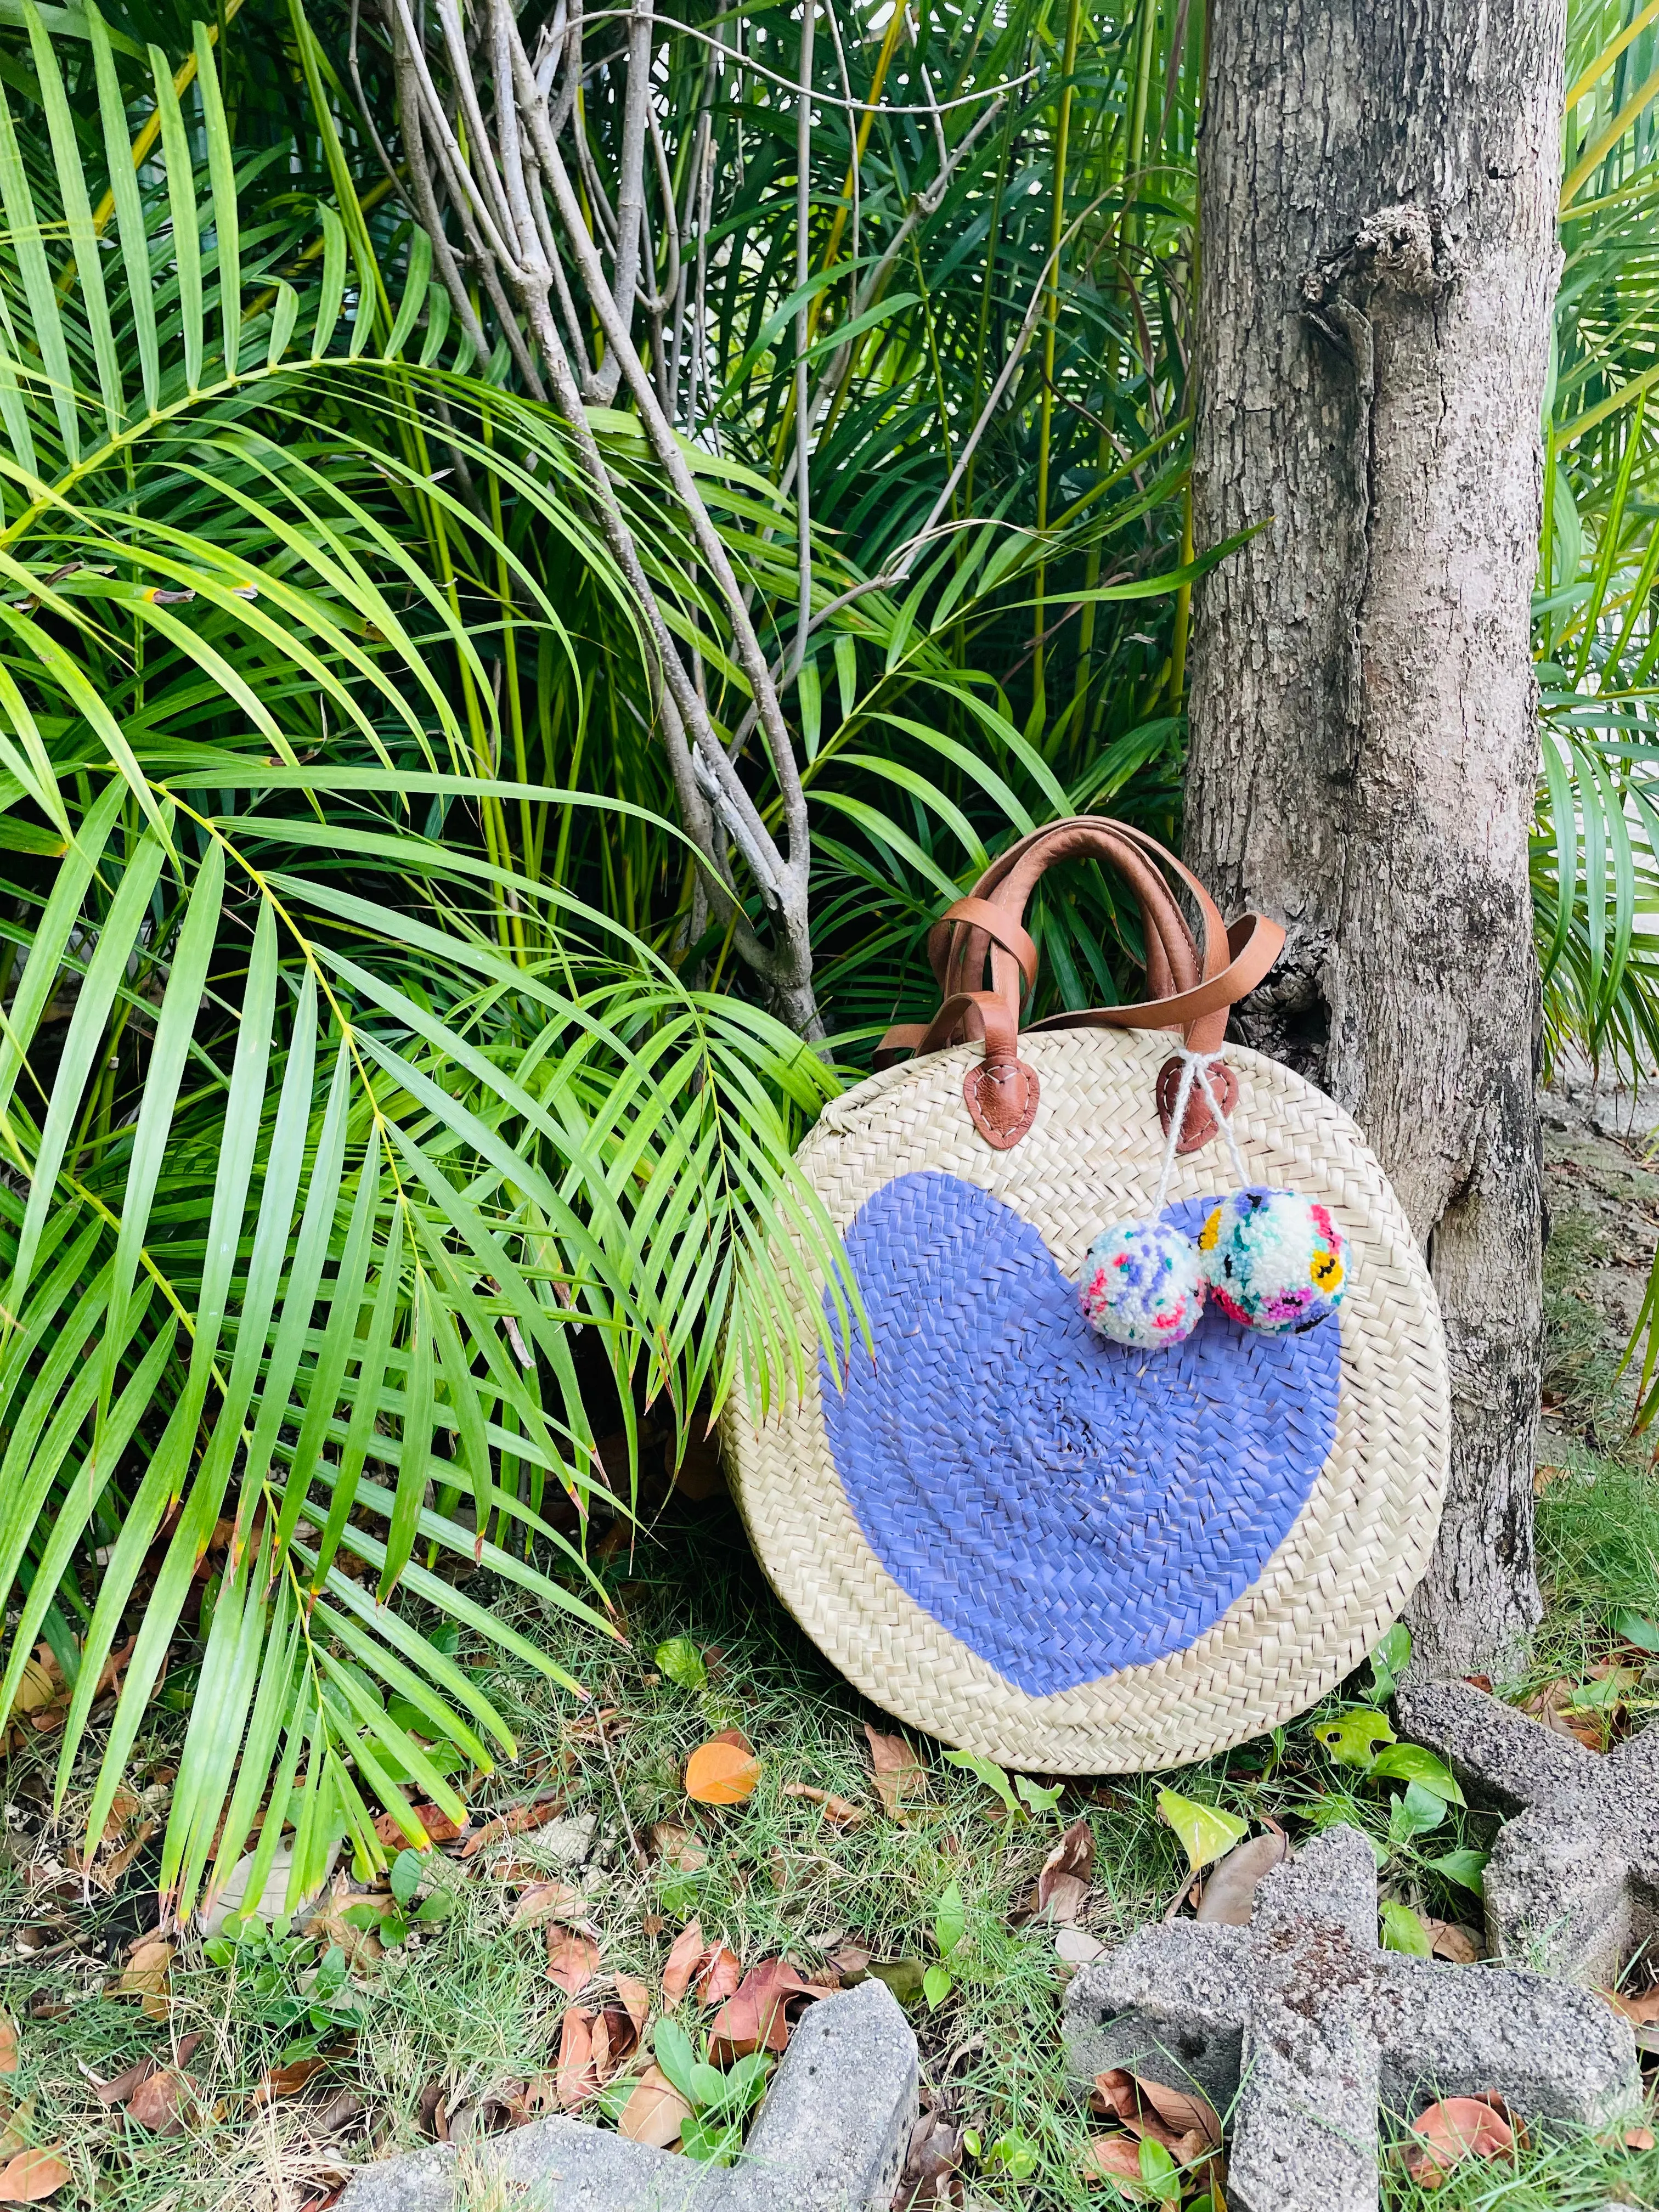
(1184, 0, 1565, 1674)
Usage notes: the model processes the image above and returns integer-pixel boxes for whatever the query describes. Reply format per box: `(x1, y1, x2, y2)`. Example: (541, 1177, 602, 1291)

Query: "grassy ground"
(5, 1095, 1659, 2211)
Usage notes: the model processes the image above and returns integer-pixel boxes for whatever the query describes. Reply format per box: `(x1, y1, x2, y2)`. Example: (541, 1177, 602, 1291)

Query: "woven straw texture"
(723, 1028, 1449, 1771)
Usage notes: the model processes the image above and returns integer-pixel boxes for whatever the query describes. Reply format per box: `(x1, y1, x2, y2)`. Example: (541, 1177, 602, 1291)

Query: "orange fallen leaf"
(1406, 2095, 1518, 2186)
(555, 2006, 597, 2108)
(1626, 2125, 1656, 2151)
(685, 1739, 760, 1805)
(0, 2018, 16, 2077)
(780, 1784, 866, 1826)
(662, 1921, 705, 2008)
(863, 1724, 925, 1818)
(695, 1943, 742, 2006)
(618, 2063, 691, 2148)
(0, 2147, 70, 2203)
(546, 1925, 600, 1997)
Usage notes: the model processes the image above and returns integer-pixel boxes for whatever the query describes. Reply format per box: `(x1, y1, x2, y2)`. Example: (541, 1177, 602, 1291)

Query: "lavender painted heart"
(820, 1172, 1341, 1696)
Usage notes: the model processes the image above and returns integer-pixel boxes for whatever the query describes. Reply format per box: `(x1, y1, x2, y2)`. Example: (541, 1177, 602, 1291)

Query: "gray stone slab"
(338, 1978, 917, 2212)
(1396, 1673, 1659, 1983)
(1064, 1825, 1641, 2212)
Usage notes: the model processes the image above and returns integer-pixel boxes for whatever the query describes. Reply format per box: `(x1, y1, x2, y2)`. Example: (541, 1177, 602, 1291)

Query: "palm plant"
(0, 2, 850, 1918)
(1537, 0, 1659, 1080)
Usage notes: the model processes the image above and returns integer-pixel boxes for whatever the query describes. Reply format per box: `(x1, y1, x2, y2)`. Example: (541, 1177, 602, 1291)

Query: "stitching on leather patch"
(964, 1061, 1039, 1150)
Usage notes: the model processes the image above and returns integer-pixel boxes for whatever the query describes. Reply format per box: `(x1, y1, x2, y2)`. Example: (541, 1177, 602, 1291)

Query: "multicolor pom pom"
(1198, 1189, 1347, 1335)
(1080, 1218, 1206, 1349)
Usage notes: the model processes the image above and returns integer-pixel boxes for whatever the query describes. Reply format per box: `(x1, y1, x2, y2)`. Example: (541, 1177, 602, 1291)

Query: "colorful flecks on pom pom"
(1199, 1189, 1347, 1334)
(1080, 1218, 1206, 1350)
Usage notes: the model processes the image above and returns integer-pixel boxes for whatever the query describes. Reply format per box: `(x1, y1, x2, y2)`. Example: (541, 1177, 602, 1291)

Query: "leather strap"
(879, 819, 1283, 1152)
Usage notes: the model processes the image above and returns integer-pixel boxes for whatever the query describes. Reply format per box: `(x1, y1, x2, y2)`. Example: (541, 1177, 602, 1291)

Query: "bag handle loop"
(876, 816, 1283, 1152)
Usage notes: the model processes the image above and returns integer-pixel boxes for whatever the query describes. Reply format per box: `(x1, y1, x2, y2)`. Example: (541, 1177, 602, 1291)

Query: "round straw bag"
(725, 820, 1449, 1770)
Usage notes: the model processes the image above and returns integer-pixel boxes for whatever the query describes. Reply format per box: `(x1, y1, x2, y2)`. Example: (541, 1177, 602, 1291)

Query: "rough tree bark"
(1184, 0, 1566, 1673)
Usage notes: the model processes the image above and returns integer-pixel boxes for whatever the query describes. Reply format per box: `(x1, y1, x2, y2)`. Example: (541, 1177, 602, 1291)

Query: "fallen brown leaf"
(1194, 1830, 1291, 1926)
(1405, 2094, 1519, 2186)
(648, 1821, 707, 1874)
(695, 1943, 742, 2006)
(373, 1802, 464, 1848)
(613, 1975, 651, 2041)
(1602, 1983, 1659, 2052)
(618, 2064, 691, 2148)
(546, 1925, 600, 1997)
(780, 1783, 866, 1826)
(1030, 1818, 1093, 1925)
(89, 2060, 154, 2108)
(510, 1881, 588, 1931)
(0, 2147, 68, 2204)
(1626, 2125, 1656, 2151)
(125, 2068, 195, 2136)
(662, 1921, 705, 2008)
(459, 1792, 565, 1858)
(685, 1739, 760, 1805)
(258, 2058, 325, 2103)
(710, 1958, 827, 2062)
(555, 2006, 597, 2108)
(1425, 1919, 1483, 1965)
(1522, 1679, 1605, 1751)
(894, 2106, 963, 2208)
(1076, 2134, 1144, 2186)
(864, 1724, 925, 1818)
(0, 2104, 32, 2164)
(0, 2019, 15, 2078)
(1094, 2068, 1221, 2153)
(115, 1938, 174, 2021)
(829, 1942, 872, 1982)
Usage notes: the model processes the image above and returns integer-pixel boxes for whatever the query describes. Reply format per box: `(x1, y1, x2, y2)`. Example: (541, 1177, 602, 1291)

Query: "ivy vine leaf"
(1156, 1790, 1249, 1878)
(1380, 1901, 1435, 1957)
(1369, 1622, 1413, 1701)
(1313, 1710, 1396, 1769)
(942, 1748, 1020, 1819)
(1014, 1774, 1064, 1817)
(1425, 1848, 1488, 1899)
(1367, 1745, 1464, 1804)
(1388, 1781, 1448, 1847)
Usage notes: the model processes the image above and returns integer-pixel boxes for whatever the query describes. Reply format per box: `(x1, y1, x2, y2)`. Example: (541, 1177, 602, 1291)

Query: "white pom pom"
(1080, 1219, 1205, 1350)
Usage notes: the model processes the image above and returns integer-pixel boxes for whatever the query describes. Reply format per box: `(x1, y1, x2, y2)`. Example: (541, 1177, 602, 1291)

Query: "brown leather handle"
(876, 817, 1284, 1152)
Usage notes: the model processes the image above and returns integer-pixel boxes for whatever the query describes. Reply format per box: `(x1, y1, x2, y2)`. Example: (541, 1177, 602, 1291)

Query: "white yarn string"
(1151, 1046, 1250, 1215)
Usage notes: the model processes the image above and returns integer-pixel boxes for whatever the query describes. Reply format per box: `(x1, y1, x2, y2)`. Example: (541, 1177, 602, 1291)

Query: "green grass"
(3, 1500, 1654, 2211)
